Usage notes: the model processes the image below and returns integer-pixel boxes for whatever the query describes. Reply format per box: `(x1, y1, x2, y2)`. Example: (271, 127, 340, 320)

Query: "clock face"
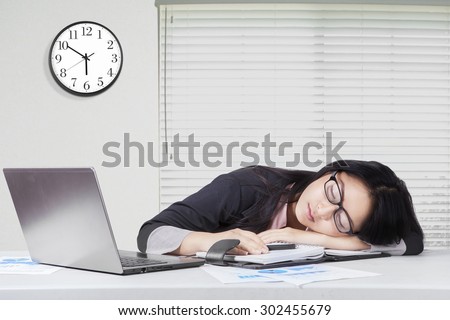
(49, 21, 123, 95)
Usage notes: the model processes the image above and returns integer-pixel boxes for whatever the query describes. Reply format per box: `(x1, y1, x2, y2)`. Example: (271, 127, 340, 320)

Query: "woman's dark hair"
(238, 160, 423, 247)
(312, 160, 423, 246)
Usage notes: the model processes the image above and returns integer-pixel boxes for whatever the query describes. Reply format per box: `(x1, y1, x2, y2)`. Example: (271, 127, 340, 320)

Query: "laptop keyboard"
(120, 256, 166, 268)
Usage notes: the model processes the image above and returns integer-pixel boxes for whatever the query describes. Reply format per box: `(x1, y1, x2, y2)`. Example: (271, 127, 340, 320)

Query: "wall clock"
(49, 21, 123, 96)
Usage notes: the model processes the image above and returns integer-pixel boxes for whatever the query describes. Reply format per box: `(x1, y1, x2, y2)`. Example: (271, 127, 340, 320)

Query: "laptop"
(3, 168, 204, 275)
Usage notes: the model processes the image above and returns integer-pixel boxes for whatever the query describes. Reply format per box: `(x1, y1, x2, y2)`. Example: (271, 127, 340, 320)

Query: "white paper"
(201, 264, 379, 286)
(258, 264, 380, 286)
(201, 265, 281, 284)
(0, 256, 61, 275)
(324, 249, 382, 256)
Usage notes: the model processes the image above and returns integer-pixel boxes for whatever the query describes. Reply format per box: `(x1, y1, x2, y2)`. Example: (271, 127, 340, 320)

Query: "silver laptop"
(3, 168, 204, 275)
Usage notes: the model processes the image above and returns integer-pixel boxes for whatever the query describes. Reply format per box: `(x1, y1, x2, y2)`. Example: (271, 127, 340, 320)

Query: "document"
(0, 256, 61, 275)
(201, 264, 380, 286)
(197, 244, 324, 264)
(197, 244, 386, 266)
(201, 265, 281, 284)
(257, 264, 380, 286)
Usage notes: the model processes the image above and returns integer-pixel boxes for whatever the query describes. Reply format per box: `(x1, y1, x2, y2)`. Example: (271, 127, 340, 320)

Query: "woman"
(137, 160, 424, 256)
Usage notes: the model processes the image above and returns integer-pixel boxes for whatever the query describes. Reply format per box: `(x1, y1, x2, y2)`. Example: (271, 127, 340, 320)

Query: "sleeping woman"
(138, 160, 424, 256)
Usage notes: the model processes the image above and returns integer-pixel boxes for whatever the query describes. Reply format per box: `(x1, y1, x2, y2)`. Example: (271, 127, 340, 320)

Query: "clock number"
(69, 30, 78, 40)
(84, 81, 90, 91)
(57, 41, 69, 50)
(55, 54, 62, 63)
(107, 68, 114, 77)
(82, 26, 93, 36)
(107, 40, 114, 49)
(98, 77, 104, 86)
(60, 68, 67, 77)
(71, 78, 77, 87)
(98, 30, 102, 39)
(112, 54, 118, 63)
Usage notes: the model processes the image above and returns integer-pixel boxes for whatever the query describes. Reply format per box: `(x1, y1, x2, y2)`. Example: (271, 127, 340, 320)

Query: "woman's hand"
(218, 228, 269, 255)
(173, 228, 268, 256)
(258, 227, 370, 251)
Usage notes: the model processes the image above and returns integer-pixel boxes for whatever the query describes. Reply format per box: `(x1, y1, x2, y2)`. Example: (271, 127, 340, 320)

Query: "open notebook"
(196, 242, 390, 269)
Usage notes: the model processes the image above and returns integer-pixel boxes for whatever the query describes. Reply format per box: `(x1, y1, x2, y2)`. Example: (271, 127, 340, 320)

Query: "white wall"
(0, 0, 160, 251)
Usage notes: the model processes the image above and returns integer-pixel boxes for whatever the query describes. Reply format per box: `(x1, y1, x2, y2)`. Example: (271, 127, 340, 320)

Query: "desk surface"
(1, 249, 449, 300)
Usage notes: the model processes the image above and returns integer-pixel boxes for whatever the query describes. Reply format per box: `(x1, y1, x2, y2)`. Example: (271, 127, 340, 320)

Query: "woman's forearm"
(293, 230, 370, 250)
(259, 227, 370, 251)
(319, 233, 370, 250)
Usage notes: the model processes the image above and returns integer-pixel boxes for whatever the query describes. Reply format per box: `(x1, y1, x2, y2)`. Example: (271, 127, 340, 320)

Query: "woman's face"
(295, 171, 373, 237)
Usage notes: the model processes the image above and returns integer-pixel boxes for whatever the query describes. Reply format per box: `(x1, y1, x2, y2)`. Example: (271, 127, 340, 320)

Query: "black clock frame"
(48, 21, 123, 96)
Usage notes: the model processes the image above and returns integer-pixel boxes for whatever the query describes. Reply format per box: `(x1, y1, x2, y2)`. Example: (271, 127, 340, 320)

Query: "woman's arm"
(137, 174, 242, 253)
(258, 227, 424, 255)
(146, 225, 268, 256)
(145, 226, 193, 254)
(138, 168, 270, 255)
(258, 227, 370, 251)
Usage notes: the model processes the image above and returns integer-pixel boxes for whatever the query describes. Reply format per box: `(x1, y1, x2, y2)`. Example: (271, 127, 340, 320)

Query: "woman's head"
(294, 160, 423, 245)
(294, 169, 373, 238)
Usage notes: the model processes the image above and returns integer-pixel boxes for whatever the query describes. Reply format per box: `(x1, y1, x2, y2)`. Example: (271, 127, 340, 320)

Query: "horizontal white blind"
(159, 3, 450, 248)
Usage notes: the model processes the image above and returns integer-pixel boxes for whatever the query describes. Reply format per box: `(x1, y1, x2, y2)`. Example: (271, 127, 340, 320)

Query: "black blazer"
(137, 166, 273, 252)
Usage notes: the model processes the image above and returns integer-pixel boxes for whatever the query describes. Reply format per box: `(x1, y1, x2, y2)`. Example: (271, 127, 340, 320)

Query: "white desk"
(1, 249, 449, 300)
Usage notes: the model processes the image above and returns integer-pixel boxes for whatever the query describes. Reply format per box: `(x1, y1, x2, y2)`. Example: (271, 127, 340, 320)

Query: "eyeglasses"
(324, 171, 355, 235)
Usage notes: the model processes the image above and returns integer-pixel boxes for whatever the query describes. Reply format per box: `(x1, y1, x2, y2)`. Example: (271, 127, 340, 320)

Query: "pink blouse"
(268, 202, 288, 229)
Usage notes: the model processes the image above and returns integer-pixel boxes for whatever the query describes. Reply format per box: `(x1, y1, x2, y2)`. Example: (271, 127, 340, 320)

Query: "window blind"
(158, 3, 450, 249)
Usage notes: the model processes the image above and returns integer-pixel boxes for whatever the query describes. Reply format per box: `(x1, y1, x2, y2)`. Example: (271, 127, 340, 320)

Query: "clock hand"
(84, 53, 88, 76)
(67, 45, 86, 59)
(66, 58, 85, 71)
(64, 51, 95, 74)
(83, 52, 95, 76)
